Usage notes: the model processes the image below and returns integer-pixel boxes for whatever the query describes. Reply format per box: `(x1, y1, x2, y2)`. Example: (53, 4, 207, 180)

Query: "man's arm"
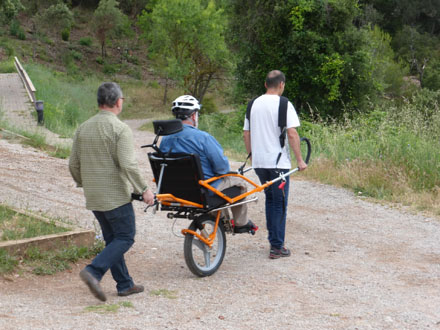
(68, 130, 82, 187)
(204, 135, 230, 174)
(243, 130, 251, 155)
(287, 127, 307, 171)
(117, 126, 154, 204)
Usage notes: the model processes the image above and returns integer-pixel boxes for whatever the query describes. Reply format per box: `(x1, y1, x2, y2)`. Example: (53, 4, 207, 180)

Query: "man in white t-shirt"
(243, 70, 307, 259)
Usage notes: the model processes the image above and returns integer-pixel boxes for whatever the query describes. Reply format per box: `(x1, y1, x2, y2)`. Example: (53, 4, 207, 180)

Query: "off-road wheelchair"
(134, 119, 311, 277)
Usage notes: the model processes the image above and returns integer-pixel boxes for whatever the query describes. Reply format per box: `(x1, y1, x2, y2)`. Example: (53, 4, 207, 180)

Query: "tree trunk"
(163, 76, 169, 105)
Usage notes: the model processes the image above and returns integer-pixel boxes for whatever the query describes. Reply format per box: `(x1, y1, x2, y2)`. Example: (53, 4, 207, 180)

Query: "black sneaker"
(269, 247, 291, 259)
(233, 220, 258, 235)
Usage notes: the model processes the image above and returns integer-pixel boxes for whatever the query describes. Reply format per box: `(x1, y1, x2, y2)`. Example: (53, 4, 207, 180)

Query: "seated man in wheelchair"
(159, 95, 257, 234)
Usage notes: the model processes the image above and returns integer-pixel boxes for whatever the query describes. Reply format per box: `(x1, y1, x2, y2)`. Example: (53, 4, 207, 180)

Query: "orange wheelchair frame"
(135, 120, 311, 277)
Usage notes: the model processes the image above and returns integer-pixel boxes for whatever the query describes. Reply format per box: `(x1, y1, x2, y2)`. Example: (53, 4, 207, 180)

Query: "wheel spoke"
(204, 250, 211, 267)
(193, 238, 206, 252)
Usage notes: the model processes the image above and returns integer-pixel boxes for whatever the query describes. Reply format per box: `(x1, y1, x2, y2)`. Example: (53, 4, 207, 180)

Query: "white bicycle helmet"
(172, 95, 201, 119)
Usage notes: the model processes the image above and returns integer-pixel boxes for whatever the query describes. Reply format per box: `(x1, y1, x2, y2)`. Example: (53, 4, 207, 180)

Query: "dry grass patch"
(301, 158, 440, 217)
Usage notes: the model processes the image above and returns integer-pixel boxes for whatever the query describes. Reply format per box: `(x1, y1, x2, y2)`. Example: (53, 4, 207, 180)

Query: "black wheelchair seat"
(148, 152, 241, 210)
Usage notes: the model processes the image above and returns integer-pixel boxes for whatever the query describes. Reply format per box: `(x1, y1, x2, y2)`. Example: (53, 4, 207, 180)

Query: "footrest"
(233, 220, 258, 235)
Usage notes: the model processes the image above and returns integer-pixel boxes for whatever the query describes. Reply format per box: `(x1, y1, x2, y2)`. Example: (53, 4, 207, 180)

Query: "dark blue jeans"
(87, 203, 135, 292)
(254, 168, 290, 250)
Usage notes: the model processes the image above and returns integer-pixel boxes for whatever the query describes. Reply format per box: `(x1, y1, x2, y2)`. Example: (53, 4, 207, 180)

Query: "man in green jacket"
(69, 82, 154, 301)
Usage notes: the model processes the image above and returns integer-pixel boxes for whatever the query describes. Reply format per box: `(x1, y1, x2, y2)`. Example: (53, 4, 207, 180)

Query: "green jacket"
(69, 110, 147, 211)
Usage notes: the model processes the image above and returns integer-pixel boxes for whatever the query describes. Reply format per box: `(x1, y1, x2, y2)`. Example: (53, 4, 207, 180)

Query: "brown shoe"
(79, 269, 107, 302)
(118, 284, 144, 297)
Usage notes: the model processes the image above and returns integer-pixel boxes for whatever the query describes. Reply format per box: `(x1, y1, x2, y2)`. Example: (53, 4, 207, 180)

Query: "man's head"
(97, 82, 124, 114)
(265, 70, 285, 95)
(171, 95, 201, 127)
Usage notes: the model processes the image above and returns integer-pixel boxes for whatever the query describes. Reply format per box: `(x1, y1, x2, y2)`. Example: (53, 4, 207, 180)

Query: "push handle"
(300, 137, 312, 165)
(131, 193, 143, 201)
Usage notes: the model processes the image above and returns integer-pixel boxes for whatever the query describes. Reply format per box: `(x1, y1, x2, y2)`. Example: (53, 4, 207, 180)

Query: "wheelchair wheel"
(184, 215, 226, 277)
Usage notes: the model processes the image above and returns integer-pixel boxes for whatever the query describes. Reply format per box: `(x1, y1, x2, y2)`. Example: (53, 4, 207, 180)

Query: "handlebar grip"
(131, 193, 143, 201)
(300, 137, 312, 164)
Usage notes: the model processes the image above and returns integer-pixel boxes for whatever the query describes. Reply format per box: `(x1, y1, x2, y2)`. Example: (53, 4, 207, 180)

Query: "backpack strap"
(278, 96, 288, 148)
(245, 97, 256, 123)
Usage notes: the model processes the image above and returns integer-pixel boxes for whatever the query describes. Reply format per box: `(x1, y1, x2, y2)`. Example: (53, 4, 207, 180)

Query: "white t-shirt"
(243, 94, 300, 169)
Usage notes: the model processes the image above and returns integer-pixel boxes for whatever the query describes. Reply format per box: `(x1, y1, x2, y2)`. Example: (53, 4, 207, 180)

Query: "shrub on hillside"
(61, 28, 70, 41)
(79, 37, 93, 47)
(36, 3, 74, 40)
(200, 96, 218, 114)
(9, 20, 25, 39)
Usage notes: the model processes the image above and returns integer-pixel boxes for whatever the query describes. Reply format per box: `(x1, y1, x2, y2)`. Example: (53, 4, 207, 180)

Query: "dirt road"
(1, 119, 440, 329)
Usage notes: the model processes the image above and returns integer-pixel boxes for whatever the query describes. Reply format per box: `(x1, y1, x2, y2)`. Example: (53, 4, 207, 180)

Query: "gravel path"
(1, 118, 440, 329)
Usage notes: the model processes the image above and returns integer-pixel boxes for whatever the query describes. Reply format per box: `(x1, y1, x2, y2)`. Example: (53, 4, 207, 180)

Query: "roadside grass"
(24, 62, 100, 137)
(0, 57, 16, 73)
(297, 91, 440, 215)
(84, 301, 134, 314)
(0, 122, 71, 159)
(0, 204, 69, 241)
(23, 62, 184, 136)
(0, 204, 104, 276)
(0, 240, 105, 276)
(149, 288, 178, 299)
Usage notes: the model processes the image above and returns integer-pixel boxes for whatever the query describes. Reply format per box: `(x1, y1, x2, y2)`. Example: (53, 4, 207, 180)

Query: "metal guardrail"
(14, 57, 44, 124)
(14, 56, 36, 104)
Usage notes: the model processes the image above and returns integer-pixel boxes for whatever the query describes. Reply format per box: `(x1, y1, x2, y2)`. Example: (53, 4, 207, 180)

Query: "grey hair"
(97, 82, 123, 107)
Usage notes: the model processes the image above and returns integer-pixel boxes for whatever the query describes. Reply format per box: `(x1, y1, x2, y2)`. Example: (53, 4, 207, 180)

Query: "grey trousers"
(216, 176, 248, 226)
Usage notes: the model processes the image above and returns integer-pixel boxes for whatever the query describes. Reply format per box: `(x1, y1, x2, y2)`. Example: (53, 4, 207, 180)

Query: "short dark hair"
(97, 82, 123, 107)
(265, 70, 285, 88)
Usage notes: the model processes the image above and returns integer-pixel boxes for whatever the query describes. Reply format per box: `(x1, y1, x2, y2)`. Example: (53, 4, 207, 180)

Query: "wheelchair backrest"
(148, 152, 208, 206)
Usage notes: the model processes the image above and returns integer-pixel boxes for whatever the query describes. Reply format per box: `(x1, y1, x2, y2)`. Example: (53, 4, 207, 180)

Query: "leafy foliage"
(0, 0, 24, 23)
(138, 0, 231, 102)
(228, 0, 382, 118)
(93, 0, 128, 57)
(393, 26, 440, 88)
(36, 3, 74, 38)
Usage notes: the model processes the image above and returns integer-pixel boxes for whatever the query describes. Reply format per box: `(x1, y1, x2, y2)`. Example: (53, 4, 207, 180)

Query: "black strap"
(238, 152, 252, 175)
(278, 96, 288, 148)
(245, 97, 256, 127)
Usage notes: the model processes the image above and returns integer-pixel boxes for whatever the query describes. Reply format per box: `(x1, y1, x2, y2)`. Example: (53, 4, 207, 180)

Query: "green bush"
(95, 56, 104, 65)
(200, 96, 218, 114)
(79, 36, 93, 47)
(0, 248, 18, 273)
(61, 28, 70, 41)
(0, 39, 14, 57)
(70, 50, 82, 61)
(103, 63, 118, 75)
(148, 81, 160, 89)
(0, 59, 16, 73)
(17, 28, 25, 40)
(9, 20, 25, 39)
(37, 3, 74, 40)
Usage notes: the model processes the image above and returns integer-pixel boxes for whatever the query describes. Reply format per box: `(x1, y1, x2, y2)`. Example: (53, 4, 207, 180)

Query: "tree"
(0, 0, 24, 23)
(393, 26, 440, 88)
(138, 0, 230, 103)
(93, 0, 127, 57)
(362, 0, 440, 36)
(37, 3, 74, 39)
(228, 0, 381, 118)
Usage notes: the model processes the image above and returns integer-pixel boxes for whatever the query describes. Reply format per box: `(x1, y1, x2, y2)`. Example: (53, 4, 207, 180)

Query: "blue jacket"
(159, 124, 230, 186)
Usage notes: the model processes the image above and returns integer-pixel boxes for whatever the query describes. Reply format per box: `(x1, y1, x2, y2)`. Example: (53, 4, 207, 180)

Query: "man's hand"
(298, 160, 308, 171)
(142, 189, 155, 205)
